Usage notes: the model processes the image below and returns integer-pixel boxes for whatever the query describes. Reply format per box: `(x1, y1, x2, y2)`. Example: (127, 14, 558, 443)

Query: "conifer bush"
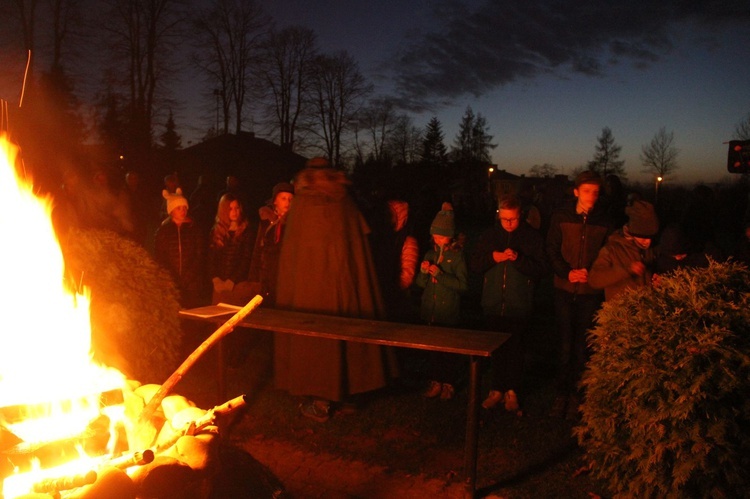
(575, 260, 750, 498)
(60, 228, 183, 384)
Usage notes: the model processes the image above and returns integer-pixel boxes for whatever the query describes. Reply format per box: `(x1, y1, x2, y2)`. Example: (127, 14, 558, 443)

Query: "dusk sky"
(257, 0, 750, 185)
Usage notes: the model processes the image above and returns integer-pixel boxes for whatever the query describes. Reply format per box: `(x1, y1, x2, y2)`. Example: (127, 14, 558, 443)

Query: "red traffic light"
(727, 140, 750, 173)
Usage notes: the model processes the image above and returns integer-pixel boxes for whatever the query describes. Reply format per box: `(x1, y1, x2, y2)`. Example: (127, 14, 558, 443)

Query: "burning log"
(134, 295, 262, 449)
(31, 469, 97, 494)
(106, 449, 154, 469)
(154, 395, 247, 453)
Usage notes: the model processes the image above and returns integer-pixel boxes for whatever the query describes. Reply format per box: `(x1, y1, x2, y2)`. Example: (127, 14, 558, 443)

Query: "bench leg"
(463, 355, 480, 499)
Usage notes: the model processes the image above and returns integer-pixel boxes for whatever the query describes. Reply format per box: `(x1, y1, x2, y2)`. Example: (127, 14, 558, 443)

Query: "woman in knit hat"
(154, 188, 206, 308)
(416, 202, 469, 400)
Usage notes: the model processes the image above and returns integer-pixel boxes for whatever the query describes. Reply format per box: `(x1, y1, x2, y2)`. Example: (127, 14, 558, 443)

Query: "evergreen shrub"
(575, 260, 750, 498)
(60, 228, 183, 384)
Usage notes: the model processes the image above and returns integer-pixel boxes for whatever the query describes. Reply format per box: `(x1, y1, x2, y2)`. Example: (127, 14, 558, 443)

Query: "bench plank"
(182, 307, 508, 357)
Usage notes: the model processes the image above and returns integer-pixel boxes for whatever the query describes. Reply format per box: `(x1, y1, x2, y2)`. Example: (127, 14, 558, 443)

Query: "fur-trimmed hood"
(293, 167, 350, 200)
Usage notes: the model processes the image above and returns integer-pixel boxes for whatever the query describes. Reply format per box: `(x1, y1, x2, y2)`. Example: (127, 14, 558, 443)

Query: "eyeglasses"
(500, 217, 519, 223)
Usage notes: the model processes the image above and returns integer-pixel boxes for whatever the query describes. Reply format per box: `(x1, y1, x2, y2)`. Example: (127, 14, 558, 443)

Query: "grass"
(176, 281, 611, 498)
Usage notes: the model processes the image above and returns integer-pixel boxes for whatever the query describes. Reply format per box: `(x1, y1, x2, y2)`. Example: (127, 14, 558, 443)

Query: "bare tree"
(640, 126, 679, 179)
(98, 0, 186, 151)
(529, 163, 559, 178)
(49, 0, 85, 72)
(359, 97, 399, 163)
(15, 0, 38, 73)
(735, 112, 750, 140)
(588, 126, 626, 177)
(257, 25, 316, 149)
(387, 114, 422, 165)
(192, 0, 269, 135)
(307, 51, 372, 168)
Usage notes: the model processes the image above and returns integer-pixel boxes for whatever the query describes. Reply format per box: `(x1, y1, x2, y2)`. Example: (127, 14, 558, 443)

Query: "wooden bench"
(179, 306, 509, 499)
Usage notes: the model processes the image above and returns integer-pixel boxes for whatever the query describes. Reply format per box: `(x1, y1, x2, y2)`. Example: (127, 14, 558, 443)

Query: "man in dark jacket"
(545, 171, 611, 419)
(471, 195, 548, 414)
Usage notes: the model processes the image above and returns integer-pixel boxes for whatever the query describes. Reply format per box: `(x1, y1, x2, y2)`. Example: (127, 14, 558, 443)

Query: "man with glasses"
(471, 195, 548, 414)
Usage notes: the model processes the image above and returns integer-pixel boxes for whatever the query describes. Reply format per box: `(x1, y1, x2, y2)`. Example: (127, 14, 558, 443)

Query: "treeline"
(1, 1, 748, 203)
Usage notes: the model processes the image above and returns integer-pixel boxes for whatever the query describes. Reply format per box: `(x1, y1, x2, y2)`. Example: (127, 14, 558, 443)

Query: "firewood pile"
(1, 296, 287, 498)
(2, 383, 286, 499)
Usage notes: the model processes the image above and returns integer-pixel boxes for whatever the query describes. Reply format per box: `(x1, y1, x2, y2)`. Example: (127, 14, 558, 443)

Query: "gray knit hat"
(430, 203, 455, 237)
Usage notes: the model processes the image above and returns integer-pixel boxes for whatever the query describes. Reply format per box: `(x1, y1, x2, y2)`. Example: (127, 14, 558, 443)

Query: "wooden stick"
(136, 295, 263, 433)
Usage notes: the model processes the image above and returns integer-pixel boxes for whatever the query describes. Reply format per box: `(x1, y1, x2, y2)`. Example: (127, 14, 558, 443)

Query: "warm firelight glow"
(0, 134, 128, 497)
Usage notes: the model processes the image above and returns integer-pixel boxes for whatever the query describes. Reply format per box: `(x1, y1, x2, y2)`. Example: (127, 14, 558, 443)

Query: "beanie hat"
(271, 182, 294, 202)
(163, 188, 188, 215)
(625, 200, 659, 238)
(574, 170, 603, 188)
(430, 202, 455, 237)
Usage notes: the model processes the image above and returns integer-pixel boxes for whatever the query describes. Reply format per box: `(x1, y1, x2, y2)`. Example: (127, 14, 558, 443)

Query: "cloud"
(389, 0, 750, 111)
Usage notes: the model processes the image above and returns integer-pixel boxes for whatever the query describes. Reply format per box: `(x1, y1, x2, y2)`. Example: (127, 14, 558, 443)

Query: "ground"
(174, 284, 610, 499)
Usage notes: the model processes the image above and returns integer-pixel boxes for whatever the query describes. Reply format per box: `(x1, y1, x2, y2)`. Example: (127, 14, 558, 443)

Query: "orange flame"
(0, 134, 128, 497)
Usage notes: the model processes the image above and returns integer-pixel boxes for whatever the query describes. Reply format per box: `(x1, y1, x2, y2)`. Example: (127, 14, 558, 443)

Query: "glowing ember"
(0, 134, 128, 497)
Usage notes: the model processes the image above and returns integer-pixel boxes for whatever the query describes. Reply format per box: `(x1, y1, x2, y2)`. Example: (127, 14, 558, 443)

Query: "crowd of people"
(52, 159, 750, 423)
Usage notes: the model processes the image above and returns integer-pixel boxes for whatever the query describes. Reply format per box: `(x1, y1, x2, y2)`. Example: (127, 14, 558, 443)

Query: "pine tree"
(451, 106, 495, 163)
(421, 116, 447, 167)
(160, 110, 182, 151)
(588, 126, 626, 178)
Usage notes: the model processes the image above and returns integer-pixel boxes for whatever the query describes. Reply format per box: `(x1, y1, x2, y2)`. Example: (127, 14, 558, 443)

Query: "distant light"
(119, 155, 124, 160)
(656, 176, 663, 182)
(488, 167, 494, 173)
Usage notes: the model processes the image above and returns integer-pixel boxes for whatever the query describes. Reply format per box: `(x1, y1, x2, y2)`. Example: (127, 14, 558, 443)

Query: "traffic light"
(727, 140, 750, 173)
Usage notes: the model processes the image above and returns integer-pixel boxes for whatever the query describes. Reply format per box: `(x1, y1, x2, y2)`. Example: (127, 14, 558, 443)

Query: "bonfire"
(0, 134, 276, 498)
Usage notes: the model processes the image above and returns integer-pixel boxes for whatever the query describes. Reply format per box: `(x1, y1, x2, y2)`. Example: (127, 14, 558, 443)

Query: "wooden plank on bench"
(181, 307, 508, 357)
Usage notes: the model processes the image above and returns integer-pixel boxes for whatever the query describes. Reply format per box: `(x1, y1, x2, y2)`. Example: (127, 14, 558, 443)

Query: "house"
(177, 132, 308, 213)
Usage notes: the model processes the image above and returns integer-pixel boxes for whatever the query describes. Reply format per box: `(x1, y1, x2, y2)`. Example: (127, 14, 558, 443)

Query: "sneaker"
(440, 383, 455, 401)
(299, 399, 330, 423)
(423, 380, 442, 398)
(482, 390, 504, 409)
(504, 389, 520, 413)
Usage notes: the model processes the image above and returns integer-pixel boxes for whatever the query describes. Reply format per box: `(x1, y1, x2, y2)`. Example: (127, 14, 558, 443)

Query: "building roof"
(178, 132, 307, 211)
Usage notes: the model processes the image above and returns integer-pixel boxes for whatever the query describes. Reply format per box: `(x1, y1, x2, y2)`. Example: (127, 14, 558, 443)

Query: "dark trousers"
(429, 351, 464, 386)
(553, 288, 602, 394)
(483, 315, 527, 393)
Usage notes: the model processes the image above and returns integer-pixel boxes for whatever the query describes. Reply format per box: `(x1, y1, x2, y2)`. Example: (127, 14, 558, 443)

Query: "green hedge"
(575, 260, 750, 498)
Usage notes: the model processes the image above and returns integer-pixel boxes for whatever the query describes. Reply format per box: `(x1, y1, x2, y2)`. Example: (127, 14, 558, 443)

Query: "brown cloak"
(274, 167, 397, 401)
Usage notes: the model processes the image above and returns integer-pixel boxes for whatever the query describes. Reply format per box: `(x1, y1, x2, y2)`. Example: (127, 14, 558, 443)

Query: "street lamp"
(655, 176, 663, 204)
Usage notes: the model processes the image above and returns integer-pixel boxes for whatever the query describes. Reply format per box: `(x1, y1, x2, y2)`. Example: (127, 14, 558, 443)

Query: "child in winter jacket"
(416, 203, 468, 400)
